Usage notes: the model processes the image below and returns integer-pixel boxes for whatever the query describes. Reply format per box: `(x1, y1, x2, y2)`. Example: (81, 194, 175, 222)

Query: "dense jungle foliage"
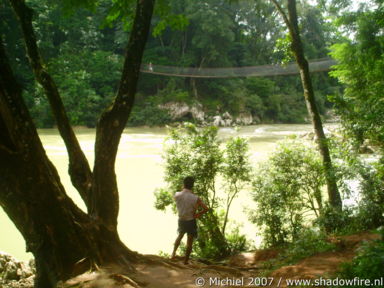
(1, 0, 341, 127)
(153, 0, 384, 271)
(1, 0, 383, 284)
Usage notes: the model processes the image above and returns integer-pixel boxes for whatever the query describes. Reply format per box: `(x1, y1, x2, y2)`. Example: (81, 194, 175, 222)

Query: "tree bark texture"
(0, 37, 137, 287)
(8, 0, 93, 209)
(92, 0, 155, 230)
(271, 0, 342, 209)
(1, 0, 156, 286)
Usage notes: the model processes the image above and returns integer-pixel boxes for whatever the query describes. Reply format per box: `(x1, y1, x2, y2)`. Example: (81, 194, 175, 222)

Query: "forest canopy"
(1, 0, 383, 287)
(1, 0, 341, 127)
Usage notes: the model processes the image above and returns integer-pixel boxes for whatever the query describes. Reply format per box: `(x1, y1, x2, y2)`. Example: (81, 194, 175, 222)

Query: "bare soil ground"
(62, 232, 380, 288)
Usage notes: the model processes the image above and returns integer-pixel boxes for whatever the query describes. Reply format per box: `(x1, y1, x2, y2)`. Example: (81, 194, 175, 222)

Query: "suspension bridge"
(140, 58, 336, 78)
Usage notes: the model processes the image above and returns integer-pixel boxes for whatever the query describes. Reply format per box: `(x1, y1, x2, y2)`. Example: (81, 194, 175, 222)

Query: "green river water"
(0, 124, 320, 261)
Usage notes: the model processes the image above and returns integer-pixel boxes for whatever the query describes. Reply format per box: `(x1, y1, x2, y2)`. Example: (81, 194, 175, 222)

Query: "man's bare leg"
(184, 234, 194, 264)
(171, 233, 185, 260)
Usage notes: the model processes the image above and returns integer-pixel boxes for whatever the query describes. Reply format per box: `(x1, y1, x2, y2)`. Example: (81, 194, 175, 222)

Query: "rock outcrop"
(0, 252, 35, 288)
(159, 102, 205, 123)
(212, 111, 233, 127)
(159, 101, 256, 126)
(235, 112, 254, 125)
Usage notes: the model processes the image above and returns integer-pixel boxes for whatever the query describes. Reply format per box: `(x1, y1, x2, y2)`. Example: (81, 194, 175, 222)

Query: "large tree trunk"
(0, 38, 137, 287)
(0, 143, 136, 286)
(92, 0, 156, 230)
(1, 0, 155, 286)
(271, 0, 342, 209)
(8, 0, 93, 208)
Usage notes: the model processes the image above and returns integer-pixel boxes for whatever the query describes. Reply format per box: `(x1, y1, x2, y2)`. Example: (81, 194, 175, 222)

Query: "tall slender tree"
(269, 0, 342, 209)
(0, 0, 155, 287)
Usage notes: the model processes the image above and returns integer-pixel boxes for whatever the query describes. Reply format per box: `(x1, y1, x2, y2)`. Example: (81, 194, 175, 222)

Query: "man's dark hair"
(183, 176, 195, 190)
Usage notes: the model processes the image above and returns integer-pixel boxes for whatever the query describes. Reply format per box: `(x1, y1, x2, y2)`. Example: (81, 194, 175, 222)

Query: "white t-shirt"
(174, 189, 199, 221)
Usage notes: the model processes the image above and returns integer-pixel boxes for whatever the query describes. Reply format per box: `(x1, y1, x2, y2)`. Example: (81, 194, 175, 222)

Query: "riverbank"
(2, 124, 322, 262)
(2, 231, 379, 288)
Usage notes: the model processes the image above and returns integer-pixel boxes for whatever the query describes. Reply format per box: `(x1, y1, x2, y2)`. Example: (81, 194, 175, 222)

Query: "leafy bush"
(157, 79, 191, 104)
(281, 229, 336, 264)
(154, 188, 175, 211)
(128, 95, 173, 126)
(48, 49, 121, 127)
(329, 4, 384, 149)
(154, 123, 252, 259)
(325, 135, 384, 233)
(315, 204, 355, 234)
(337, 230, 384, 287)
(251, 132, 384, 245)
(259, 229, 336, 273)
(355, 160, 384, 229)
(250, 138, 326, 246)
(225, 226, 251, 255)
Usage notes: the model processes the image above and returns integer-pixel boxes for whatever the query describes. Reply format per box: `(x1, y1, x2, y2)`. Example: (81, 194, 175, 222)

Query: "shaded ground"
(60, 231, 380, 288)
(268, 232, 380, 287)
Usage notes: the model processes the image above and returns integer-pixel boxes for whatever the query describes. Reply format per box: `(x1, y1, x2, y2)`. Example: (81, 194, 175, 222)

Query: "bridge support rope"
(140, 58, 336, 78)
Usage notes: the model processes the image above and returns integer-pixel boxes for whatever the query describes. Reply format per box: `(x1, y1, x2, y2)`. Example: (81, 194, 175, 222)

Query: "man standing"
(171, 176, 209, 264)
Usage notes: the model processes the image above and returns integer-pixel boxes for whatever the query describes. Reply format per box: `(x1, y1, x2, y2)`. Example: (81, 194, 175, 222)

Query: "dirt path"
(62, 232, 380, 288)
(267, 232, 380, 287)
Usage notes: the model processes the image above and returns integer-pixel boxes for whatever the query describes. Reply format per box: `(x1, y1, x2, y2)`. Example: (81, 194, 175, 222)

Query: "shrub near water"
(335, 229, 384, 287)
(154, 123, 252, 259)
(281, 229, 336, 264)
(250, 138, 325, 246)
(251, 134, 384, 245)
(321, 135, 384, 234)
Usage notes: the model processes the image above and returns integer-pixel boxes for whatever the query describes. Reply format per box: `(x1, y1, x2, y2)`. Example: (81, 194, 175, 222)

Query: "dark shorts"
(178, 219, 197, 238)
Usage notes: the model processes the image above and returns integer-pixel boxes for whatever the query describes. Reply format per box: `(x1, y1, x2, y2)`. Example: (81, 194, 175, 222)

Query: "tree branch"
(0, 38, 18, 155)
(270, 0, 342, 209)
(8, 0, 93, 210)
(270, 0, 292, 33)
(91, 0, 156, 229)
